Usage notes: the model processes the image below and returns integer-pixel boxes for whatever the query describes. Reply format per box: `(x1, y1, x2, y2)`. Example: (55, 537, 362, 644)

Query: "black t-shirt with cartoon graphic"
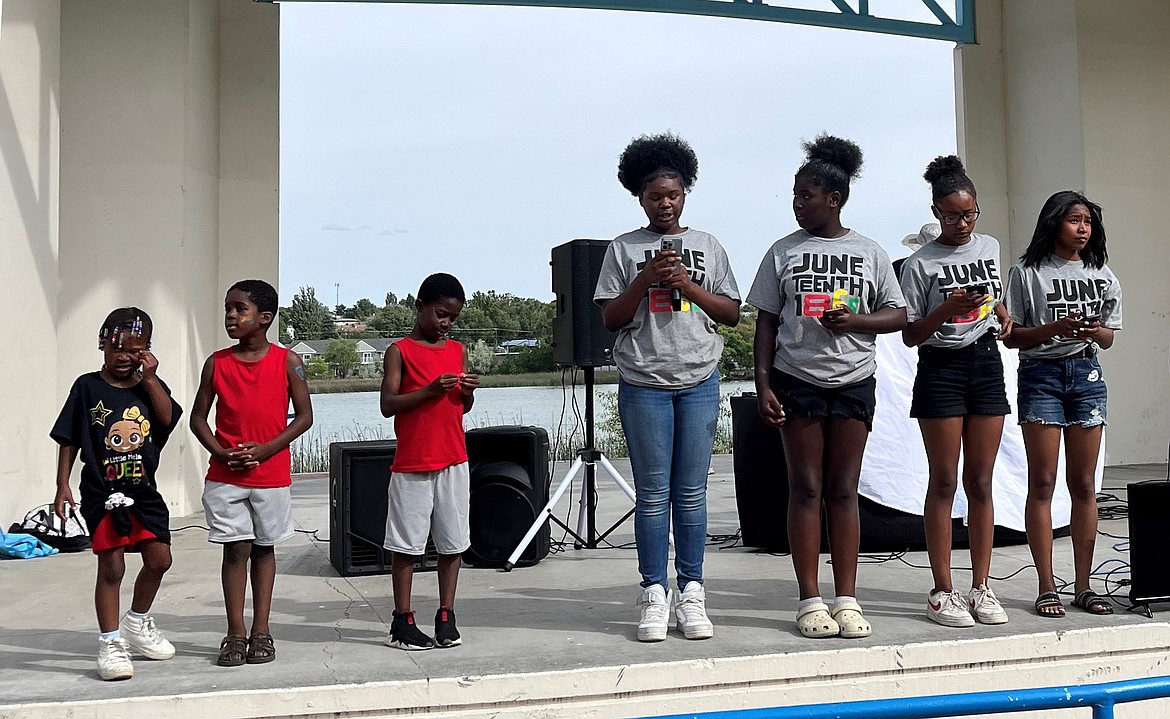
(50, 372, 182, 544)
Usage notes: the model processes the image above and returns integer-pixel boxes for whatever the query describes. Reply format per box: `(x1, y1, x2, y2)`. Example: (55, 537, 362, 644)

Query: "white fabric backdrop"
(860, 334, 1104, 531)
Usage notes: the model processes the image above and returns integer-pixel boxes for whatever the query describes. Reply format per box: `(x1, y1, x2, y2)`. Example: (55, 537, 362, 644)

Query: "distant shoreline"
(307, 370, 621, 394)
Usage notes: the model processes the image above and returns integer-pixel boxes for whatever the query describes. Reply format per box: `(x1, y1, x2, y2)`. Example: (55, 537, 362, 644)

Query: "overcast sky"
(279, 2, 958, 307)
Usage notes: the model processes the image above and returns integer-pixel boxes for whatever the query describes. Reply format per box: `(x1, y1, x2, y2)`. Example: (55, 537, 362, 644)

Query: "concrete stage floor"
(1, 458, 1168, 719)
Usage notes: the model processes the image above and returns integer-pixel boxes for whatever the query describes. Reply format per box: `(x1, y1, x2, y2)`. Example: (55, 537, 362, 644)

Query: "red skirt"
(91, 514, 158, 554)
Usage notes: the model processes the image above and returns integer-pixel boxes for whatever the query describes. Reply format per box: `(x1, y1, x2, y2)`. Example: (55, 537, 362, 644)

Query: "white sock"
(99, 630, 121, 641)
(127, 609, 147, 621)
(832, 595, 857, 610)
(798, 596, 824, 611)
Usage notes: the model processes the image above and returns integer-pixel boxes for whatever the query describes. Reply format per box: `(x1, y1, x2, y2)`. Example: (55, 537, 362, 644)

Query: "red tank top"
(206, 345, 292, 488)
(391, 337, 468, 473)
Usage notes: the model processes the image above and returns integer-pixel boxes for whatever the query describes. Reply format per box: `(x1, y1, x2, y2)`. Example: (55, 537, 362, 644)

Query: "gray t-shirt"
(593, 228, 741, 389)
(899, 232, 1004, 349)
(1005, 256, 1123, 359)
(747, 229, 906, 388)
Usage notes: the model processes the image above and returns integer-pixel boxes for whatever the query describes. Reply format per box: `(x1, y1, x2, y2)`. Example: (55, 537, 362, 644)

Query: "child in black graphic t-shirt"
(51, 308, 182, 681)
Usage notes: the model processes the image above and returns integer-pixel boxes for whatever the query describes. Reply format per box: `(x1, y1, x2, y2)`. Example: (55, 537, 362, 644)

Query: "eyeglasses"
(934, 204, 981, 226)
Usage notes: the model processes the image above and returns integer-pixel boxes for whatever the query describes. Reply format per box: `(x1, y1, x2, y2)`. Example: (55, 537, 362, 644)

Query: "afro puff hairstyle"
(923, 155, 977, 202)
(617, 132, 699, 197)
(795, 134, 863, 207)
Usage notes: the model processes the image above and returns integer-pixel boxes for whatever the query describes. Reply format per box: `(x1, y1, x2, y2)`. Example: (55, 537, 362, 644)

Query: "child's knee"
(97, 555, 126, 584)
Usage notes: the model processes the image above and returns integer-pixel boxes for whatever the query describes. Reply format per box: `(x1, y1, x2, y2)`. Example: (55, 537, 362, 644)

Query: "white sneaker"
(97, 637, 134, 681)
(968, 584, 1009, 625)
(674, 582, 714, 639)
(119, 613, 176, 660)
(636, 584, 671, 642)
(927, 589, 975, 628)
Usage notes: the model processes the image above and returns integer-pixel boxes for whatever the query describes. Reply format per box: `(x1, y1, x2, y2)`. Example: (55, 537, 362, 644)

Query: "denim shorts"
(769, 368, 876, 431)
(1017, 354, 1107, 427)
(911, 332, 1011, 419)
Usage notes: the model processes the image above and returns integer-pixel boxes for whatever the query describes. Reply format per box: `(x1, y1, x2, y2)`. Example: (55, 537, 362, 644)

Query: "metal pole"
(584, 365, 597, 547)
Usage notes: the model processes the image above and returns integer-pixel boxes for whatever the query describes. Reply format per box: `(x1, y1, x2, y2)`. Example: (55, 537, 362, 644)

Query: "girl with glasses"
(898, 155, 1014, 629)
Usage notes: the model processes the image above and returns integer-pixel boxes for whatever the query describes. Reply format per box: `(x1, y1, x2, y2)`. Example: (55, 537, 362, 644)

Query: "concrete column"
(56, 0, 280, 520)
(1075, 0, 1170, 464)
(957, 0, 1170, 464)
(0, 0, 61, 525)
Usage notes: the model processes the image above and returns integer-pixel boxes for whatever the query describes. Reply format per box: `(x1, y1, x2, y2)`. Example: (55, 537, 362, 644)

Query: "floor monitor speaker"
(1129, 481, 1170, 604)
(464, 426, 551, 568)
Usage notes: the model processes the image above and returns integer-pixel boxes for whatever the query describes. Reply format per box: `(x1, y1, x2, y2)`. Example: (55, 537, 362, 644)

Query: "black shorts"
(911, 332, 1011, 419)
(769, 369, 877, 431)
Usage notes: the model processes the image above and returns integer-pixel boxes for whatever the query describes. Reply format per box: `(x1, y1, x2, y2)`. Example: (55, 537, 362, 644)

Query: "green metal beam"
(261, 0, 976, 44)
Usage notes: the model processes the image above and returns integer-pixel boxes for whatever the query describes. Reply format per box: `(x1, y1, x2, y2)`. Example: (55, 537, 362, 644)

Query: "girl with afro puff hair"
(747, 134, 907, 640)
(593, 132, 742, 643)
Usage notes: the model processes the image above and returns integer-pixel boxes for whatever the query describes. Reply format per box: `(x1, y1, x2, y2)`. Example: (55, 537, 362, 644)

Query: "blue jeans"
(1018, 355, 1107, 427)
(618, 372, 719, 590)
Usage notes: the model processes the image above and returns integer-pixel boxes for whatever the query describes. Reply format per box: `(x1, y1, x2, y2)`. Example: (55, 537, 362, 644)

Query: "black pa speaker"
(551, 239, 616, 368)
(731, 394, 791, 550)
(463, 426, 551, 568)
(328, 440, 438, 577)
(1129, 481, 1170, 604)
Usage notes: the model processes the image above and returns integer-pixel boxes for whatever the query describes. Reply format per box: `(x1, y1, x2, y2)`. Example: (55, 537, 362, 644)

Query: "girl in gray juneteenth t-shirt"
(746, 134, 906, 642)
(1003, 190, 1122, 618)
(592, 133, 741, 643)
(898, 155, 1013, 630)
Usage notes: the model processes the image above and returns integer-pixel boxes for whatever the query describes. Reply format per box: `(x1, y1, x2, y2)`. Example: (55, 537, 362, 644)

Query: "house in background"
(289, 337, 401, 377)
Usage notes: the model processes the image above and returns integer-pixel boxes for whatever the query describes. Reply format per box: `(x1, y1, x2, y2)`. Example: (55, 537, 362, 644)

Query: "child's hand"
(1054, 313, 1087, 339)
(138, 350, 159, 381)
(53, 487, 77, 520)
(457, 372, 480, 396)
(819, 305, 857, 333)
(428, 374, 461, 396)
(940, 288, 987, 318)
(756, 389, 787, 427)
(227, 441, 272, 470)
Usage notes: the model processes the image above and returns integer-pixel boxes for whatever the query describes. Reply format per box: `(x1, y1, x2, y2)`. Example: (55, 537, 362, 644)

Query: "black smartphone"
(1081, 313, 1102, 324)
(965, 283, 990, 295)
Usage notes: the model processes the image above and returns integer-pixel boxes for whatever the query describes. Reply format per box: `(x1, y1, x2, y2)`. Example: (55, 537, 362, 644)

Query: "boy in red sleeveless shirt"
(380, 273, 479, 650)
(190, 279, 314, 667)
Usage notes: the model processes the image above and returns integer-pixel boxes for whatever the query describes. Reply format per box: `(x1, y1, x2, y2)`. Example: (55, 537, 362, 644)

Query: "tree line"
(279, 286, 754, 377)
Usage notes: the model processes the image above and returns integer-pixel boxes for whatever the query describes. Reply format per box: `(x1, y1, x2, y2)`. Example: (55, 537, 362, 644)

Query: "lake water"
(298, 379, 755, 452)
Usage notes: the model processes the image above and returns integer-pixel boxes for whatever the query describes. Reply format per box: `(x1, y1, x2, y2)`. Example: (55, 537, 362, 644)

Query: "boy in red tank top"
(190, 279, 314, 667)
(380, 273, 479, 650)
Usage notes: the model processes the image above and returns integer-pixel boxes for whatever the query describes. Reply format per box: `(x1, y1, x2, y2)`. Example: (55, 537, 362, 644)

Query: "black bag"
(8, 504, 91, 553)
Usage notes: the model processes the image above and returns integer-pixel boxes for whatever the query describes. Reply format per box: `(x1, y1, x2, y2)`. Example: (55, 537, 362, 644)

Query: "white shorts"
(202, 482, 294, 546)
(383, 462, 470, 556)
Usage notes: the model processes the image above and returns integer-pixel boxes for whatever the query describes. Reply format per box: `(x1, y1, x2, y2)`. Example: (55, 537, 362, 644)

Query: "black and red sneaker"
(434, 606, 462, 648)
(385, 611, 434, 651)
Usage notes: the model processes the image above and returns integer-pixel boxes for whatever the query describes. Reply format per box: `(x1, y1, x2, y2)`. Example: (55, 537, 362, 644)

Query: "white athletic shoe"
(927, 589, 975, 628)
(674, 582, 714, 639)
(97, 637, 134, 681)
(968, 584, 1009, 625)
(636, 584, 671, 642)
(120, 613, 176, 660)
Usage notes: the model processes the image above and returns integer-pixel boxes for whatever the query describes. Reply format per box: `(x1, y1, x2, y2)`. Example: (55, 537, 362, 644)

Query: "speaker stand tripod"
(503, 366, 637, 571)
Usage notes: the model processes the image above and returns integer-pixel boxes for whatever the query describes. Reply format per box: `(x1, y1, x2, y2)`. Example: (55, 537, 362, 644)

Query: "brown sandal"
(217, 634, 248, 667)
(246, 632, 276, 664)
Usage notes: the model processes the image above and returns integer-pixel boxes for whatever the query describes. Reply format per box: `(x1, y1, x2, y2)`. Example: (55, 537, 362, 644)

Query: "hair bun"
(923, 155, 966, 184)
(802, 134, 863, 179)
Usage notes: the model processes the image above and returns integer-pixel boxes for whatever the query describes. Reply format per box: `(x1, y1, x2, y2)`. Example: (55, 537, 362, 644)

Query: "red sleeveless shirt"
(391, 337, 468, 473)
(206, 344, 292, 488)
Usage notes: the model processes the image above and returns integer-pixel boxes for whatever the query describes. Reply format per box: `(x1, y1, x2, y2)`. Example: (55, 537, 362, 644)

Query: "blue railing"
(648, 676, 1170, 719)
